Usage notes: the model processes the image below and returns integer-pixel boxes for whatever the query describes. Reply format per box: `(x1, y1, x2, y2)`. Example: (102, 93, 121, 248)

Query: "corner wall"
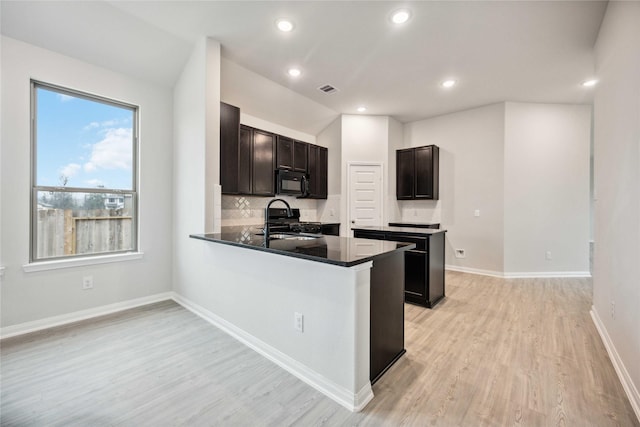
(0, 36, 174, 328)
(403, 104, 506, 274)
(592, 1, 640, 418)
(504, 102, 591, 276)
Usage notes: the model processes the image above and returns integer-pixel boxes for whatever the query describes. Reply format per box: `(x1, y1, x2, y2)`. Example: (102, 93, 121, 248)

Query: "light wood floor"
(1, 272, 638, 426)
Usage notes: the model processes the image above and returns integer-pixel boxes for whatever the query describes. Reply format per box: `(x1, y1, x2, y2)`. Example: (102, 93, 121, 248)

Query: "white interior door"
(348, 163, 383, 233)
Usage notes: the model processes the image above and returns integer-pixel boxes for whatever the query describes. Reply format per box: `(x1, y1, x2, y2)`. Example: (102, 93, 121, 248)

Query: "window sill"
(23, 252, 144, 273)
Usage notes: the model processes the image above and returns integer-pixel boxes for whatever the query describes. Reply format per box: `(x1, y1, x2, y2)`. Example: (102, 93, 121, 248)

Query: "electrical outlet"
(82, 275, 93, 290)
(455, 249, 466, 259)
(329, 209, 335, 217)
(545, 251, 552, 260)
(294, 312, 304, 332)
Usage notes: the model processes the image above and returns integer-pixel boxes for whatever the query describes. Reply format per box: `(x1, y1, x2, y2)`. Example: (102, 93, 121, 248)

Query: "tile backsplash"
(221, 195, 318, 226)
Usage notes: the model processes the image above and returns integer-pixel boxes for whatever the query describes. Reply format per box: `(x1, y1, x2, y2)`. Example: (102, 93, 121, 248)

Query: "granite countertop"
(190, 225, 414, 267)
(352, 225, 447, 237)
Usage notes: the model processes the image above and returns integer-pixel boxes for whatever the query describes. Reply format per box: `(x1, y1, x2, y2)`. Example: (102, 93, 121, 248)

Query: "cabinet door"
(252, 130, 275, 196)
(276, 136, 293, 170)
(307, 144, 318, 197)
(396, 148, 415, 199)
(293, 140, 308, 173)
(404, 250, 426, 297)
(238, 125, 253, 194)
(317, 147, 328, 198)
(220, 102, 240, 194)
(415, 145, 439, 199)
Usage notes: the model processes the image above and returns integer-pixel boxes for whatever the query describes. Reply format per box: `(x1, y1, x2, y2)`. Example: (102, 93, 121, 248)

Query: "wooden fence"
(36, 208, 132, 258)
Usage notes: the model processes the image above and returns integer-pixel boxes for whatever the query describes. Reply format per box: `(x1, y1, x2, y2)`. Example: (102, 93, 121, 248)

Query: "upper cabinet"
(307, 144, 328, 199)
(293, 140, 308, 173)
(396, 145, 439, 200)
(220, 102, 241, 194)
(276, 137, 308, 173)
(220, 102, 326, 199)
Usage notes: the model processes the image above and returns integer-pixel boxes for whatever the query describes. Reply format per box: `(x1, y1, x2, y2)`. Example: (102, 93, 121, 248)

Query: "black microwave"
(276, 170, 309, 198)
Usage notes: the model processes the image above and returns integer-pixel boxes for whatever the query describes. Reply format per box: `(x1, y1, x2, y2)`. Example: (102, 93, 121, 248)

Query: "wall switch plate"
(294, 312, 304, 332)
(82, 276, 93, 290)
(474, 209, 480, 217)
(545, 251, 552, 260)
(455, 249, 466, 259)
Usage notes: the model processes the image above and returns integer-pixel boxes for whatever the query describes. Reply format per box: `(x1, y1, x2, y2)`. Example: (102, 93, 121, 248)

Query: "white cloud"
(60, 163, 81, 178)
(86, 179, 104, 187)
(57, 94, 75, 103)
(83, 122, 100, 131)
(84, 128, 132, 172)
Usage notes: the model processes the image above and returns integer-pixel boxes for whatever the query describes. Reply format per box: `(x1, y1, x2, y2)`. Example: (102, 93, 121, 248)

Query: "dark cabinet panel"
(220, 102, 240, 194)
(252, 129, 276, 196)
(396, 145, 439, 200)
(293, 140, 308, 173)
(307, 144, 328, 199)
(352, 227, 446, 308)
(396, 148, 415, 200)
(238, 125, 253, 194)
(320, 223, 340, 236)
(276, 136, 294, 170)
(369, 252, 405, 383)
(415, 145, 439, 199)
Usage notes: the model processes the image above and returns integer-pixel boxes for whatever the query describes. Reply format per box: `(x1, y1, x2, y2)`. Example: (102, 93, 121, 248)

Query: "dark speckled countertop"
(190, 225, 414, 267)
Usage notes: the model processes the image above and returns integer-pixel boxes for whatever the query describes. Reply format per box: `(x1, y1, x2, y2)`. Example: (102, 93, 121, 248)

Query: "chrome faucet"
(264, 198, 292, 241)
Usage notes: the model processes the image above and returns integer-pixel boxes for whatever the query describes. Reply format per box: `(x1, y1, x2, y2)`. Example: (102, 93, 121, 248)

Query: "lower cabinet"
(353, 228, 446, 308)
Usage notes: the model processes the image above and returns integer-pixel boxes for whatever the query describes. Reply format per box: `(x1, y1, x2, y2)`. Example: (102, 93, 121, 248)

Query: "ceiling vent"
(318, 84, 338, 94)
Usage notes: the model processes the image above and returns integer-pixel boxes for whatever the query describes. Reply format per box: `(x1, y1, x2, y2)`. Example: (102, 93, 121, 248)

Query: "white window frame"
(30, 80, 139, 263)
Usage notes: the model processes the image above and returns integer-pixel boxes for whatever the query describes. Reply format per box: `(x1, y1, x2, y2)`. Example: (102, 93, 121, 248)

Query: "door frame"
(347, 161, 384, 237)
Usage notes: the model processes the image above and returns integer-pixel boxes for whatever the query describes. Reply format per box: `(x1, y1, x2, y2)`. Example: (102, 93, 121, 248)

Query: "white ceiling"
(1, 1, 606, 124)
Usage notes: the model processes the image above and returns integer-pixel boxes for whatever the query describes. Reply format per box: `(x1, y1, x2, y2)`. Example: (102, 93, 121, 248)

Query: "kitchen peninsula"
(189, 228, 414, 412)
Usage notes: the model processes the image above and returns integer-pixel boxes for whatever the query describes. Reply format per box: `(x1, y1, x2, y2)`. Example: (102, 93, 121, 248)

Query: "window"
(31, 81, 138, 261)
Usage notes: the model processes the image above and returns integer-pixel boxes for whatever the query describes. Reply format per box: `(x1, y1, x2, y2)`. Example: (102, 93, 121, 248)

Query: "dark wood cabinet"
(220, 102, 325, 198)
(307, 144, 328, 199)
(238, 125, 253, 194)
(276, 136, 293, 170)
(352, 228, 446, 308)
(277, 137, 308, 173)
(396, 145, 439, 200)
(252, 129, 276, 196)
(229, 124, 275, 196)
(396, 148, 415, 200)
(293, 140, 308, 173)
(220, 102, 241, 194)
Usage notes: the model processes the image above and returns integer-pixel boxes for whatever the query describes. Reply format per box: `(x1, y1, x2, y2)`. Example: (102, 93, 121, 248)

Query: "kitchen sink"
(268, 233, 319, 241)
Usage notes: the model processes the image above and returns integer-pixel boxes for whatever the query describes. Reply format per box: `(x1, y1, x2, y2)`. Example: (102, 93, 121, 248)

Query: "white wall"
(592, 0, 640, 417)
(0, 36, 174, 327)
(504, 102, 591, 275)
(403, 104, 506, 274)
(317, 117, 342, 223)
(340, 115, 392, 235)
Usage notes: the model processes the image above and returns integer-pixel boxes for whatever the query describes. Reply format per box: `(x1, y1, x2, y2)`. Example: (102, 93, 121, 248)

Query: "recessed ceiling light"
(276, 19, 294, 32)
(357, 106, 367, 113)
(441, 79, 457, 88)
(287, 68, 301, 78)
(582, 79, 598, 87)
(391, 9, 411, 24)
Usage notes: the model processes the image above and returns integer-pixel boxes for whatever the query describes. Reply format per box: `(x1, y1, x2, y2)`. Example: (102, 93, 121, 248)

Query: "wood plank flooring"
(1, 272, 638, 426)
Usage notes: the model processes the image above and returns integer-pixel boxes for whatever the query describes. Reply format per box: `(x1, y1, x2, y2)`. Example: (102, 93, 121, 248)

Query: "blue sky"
(36, 86, 134, 190)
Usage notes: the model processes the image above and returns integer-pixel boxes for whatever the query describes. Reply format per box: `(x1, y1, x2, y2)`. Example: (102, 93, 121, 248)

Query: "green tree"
(83, 193, 105, 210)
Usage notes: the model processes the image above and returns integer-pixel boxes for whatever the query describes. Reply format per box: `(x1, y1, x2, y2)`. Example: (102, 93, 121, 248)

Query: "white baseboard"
(590, 307, 640, 422)
(446, 264, 591, 279)
(0, 292, 173, 340)
(445, 264, 504, 277)
(172, 293, 373, 413)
